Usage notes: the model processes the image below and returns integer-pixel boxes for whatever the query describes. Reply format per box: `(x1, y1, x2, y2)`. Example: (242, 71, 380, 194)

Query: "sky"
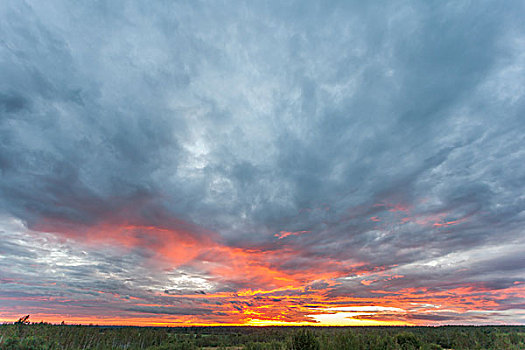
(1, 0, 524, 326)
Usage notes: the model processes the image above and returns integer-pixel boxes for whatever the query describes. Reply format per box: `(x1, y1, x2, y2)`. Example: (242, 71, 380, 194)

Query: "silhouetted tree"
(15, 315, 30, 325)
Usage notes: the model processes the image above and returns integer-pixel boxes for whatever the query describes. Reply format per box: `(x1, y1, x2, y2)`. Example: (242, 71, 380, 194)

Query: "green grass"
(0, 324, 524, 349)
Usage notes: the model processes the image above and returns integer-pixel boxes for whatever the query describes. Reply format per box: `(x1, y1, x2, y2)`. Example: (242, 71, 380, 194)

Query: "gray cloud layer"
(1, 0, 524, 324)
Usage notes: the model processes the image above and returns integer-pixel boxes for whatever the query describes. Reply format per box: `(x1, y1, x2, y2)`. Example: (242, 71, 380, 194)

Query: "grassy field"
(0, 323, 524, 349)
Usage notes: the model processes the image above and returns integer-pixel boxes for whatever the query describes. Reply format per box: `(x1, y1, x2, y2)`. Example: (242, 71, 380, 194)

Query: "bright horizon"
(1, 1, 524, 326)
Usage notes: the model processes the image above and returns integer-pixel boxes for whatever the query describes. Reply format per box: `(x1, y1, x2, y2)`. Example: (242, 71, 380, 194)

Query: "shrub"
(290, 329, 320, 350)
(146, 340, 197, 350)
(421, 343, 443, 350)
(395, 331, 421, 350)
(2, 336, 21, 350)
(1, 336, 48, 350)
(331, 332, 359, 349)
(245, 341, 283, 350)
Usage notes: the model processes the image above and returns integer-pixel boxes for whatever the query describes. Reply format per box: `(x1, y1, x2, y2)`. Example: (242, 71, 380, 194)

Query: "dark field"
(1, 324, 525, 350)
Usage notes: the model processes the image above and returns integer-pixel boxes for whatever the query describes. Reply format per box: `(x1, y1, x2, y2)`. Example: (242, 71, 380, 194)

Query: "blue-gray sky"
(0, 0, 524, 325)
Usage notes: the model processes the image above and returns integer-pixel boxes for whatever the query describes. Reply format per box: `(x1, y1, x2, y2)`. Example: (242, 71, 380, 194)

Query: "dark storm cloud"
(1, 0, 524, 324)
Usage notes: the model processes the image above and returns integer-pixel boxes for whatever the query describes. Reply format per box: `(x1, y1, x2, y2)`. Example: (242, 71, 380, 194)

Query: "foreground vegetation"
(0, 323, 524, 349)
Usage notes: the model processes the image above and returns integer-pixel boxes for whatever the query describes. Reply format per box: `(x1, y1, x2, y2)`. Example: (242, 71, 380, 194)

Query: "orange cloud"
(11, 205, 518, 327)
(274, 230, 310, 239)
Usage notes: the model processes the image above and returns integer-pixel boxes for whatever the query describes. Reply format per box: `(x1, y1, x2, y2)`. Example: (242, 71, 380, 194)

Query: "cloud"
(125, 306, 215, 316)
(0, 0, 524, 325)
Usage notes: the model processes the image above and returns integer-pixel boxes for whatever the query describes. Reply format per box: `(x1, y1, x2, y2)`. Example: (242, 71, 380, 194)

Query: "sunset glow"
(1, 0, 524, 327)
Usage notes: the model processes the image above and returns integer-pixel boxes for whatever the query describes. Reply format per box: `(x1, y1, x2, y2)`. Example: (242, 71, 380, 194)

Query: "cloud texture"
(1, 0, 524, 325)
